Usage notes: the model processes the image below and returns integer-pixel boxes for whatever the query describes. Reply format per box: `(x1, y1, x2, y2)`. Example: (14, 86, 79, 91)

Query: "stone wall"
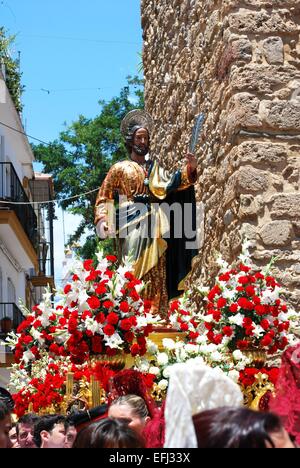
(142, 0, 300, 307)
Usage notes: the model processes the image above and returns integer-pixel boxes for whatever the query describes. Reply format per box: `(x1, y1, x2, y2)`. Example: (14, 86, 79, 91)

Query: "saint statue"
(95, 110, 198, 317)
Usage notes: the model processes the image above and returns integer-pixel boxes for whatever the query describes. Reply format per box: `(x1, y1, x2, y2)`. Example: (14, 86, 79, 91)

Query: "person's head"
(33, 415, 68, 449)
(108, 395, 150, 435)
(0, 401, 12, 449)
(16, 413, 40, 448)
(9, 424, 20, 448)
(65, 422, 77, 449)
(73, 418, 145, 449)
(193, 407, 295, 449)
(126, 126, 150, 157)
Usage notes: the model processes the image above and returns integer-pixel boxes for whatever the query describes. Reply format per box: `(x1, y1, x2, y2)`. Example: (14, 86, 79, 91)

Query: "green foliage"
(0, 27, 24, 112)
(33, 76, 144, 257)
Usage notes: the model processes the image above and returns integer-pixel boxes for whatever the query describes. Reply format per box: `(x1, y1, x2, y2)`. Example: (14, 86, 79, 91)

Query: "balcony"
(0, 162, 38, 249)
(0, 303, 25, 337)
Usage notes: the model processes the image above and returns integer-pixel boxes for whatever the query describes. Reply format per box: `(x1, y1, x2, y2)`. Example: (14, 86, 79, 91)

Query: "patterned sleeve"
(94, 164, 121, 225)
(178, 164, 198, 191)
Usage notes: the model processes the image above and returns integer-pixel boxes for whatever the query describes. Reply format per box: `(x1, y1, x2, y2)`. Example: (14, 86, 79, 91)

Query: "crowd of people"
(0, 343, 299, 449)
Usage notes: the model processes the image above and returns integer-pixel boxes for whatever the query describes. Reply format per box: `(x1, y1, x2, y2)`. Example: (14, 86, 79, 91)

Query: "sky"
(0, 0, 143, 283)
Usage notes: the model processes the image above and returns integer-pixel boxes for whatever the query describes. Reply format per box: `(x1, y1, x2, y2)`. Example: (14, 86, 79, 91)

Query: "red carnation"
(95, 284, 107, 295)
(237, 340, 249, 350)
(130, 344, 141, 357)
(103, 300, 114, 309)
(87, 296, 101, 310)
(180, 323, 189, 332)
(120, 319, 132, 331)
(83, 259, 94, 271)
(92, 336, 103, 354)
(260, 334, 273, 348)
(106, 255, 117, 263)
(246, 286, 255, 297)
(64, 284, 72, 294)
(120, 301, 130, 313)
(124, 331, 134, 343)
(103, 325, 115, 337)
(107, 313, 119, 326)
(223, 326, 233, 337)
(217, 298, 227, 309)
(95, 313, 106, 324)
(230, 304, 238, 314)
(260, 319, 270, 331)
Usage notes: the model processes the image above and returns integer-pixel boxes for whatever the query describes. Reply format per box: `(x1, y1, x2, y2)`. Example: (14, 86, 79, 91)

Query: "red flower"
(223, 326, 233, 337)
(260, 319, 270, 331)
(237, 340, 249, 350)
(95, 313, 106, 324)
(92, 336, 103, 354)
(103, 325, 115, 337)
(130, 344, 141, 357)
(239, 264, 251, 273)
(243, 318, 253, 328)
(219, 273, 231, 282)
(72, 274, 79, 281)
(106, 255, 117, 263)
(180, 323, 189, 332)
(120, 302, 130, 313)
(239, 276, 250, 285)
(107, 313, 119, 325)
(230, 304, 238, 314)
(245, 286, 255, 297)
(120, 319, 132, 331)
(124, 331, 134, 343)
(87, 296, 101, 310)
(95, 284, 107, 295)
(103, 300, 114, 309)
(217, 298, 227, 309)
(83, 260, 94, 271)
(64, 284, 72, 294)
(260, 334, 273, 347)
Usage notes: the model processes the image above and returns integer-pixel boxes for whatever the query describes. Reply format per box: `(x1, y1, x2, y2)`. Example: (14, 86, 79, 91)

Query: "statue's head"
(121, 110, 154, 157)
(125, 126, 150, 157)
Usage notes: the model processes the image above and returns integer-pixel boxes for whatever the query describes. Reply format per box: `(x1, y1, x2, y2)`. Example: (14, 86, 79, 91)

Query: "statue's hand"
(96, 220, 109, 239)
(185, 153, 197, 171)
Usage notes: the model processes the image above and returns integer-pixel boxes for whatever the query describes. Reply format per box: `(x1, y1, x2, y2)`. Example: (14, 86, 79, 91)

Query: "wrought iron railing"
(0, 303, 25, 335)
(0, 162, 38, 249)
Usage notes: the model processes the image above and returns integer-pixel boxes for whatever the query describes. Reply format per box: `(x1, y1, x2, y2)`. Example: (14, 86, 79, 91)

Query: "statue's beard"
(133, 144, 149, 157)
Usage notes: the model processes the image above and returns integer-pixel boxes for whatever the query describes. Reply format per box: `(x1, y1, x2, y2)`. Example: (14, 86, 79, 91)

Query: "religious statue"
(95, 110, 199, 317)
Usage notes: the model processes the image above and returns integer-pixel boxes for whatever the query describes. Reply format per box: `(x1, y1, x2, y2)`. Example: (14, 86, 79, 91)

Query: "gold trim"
(0, 211, 38, 271)
(30, 276, 55, 289)
(134, 238, 168, 280)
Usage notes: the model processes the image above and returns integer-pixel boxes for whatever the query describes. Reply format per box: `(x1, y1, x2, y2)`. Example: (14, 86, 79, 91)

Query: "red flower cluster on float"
(168, 263, 293, 356)
(13, 256, 153, 368)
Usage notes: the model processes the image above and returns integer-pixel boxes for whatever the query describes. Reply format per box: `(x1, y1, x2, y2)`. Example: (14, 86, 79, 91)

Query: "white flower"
(30, 328, 45, 346)
(84, 318, 101, 335)
(252, 324, 264, 339)
(136, 316, 148, 328)
(232, 350, 243, 361)
(229, 313, 244, 326)
(157, 352, 169, 366)
(210, 351, 223, 362)
(146, 340, 159, 355)
(261, 288, 280, 305)
(185, 344, 199, 354)
(163, 366, 174, 379)
(228, 370, 240, 383)
(162, 339, 176, 351)
(196, 335, 209, 345)
(23, 350, 35, 365)
(149, 366, 161, 376)
(158, 379, 169, 391)
(103, 333, 123, 349)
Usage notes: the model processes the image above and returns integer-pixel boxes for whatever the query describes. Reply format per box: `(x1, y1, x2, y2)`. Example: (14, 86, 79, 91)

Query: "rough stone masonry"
(141, 0, 300, 308)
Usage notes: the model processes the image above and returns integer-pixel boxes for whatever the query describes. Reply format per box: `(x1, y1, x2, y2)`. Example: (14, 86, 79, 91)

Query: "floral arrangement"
(7, 253, 155, 369)
(239, 367, 279, 388)
(169, 241, 299, 356)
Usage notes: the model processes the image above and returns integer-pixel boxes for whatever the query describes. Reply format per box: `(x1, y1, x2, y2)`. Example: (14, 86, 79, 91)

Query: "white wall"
(0, 249, 26, 305)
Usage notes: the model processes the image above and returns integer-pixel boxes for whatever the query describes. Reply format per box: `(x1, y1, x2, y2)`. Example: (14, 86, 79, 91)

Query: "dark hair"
(0, 387, 14, 411)
(16, 413, 40, 436)
(33, 415, 67, 448)
(73, 418, 145, 449)
(193, 407, 284, 449)
(0, 401, 10, 421)
(125, 126, 150, 154)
